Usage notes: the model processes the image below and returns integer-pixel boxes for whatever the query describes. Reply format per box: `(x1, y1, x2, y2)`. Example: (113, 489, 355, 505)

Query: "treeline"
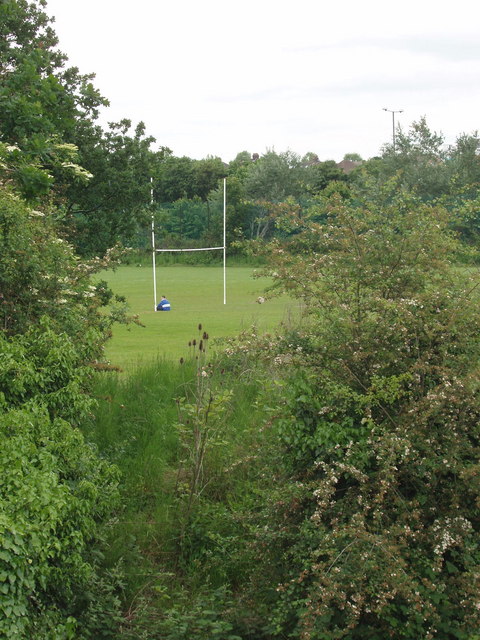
(2, 3, 480, 260)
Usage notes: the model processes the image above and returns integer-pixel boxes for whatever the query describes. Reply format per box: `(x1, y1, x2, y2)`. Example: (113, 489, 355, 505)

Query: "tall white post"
(151, 177, 157, 311)
(223, 177, 226, 305)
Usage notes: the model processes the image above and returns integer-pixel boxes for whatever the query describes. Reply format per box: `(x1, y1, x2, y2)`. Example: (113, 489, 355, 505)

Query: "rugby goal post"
(151, 177, 227, 308)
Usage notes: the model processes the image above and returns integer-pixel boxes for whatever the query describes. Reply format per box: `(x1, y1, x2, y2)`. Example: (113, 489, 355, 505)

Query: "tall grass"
(87, 332, 278, 612)
(86, 358, 190, 592)
(87, 269, 292, 633)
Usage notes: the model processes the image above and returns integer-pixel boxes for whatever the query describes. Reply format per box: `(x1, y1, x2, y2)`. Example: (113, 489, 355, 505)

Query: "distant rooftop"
(336, 159, 363, 174)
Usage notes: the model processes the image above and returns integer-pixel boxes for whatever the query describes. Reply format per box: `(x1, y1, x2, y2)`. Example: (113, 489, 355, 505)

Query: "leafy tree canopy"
(0, 0, 108, 204)
(243, 149, 304, 202)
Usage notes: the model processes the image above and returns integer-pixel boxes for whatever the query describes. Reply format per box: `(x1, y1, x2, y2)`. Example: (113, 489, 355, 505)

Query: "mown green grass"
(99, 265, 297, 370)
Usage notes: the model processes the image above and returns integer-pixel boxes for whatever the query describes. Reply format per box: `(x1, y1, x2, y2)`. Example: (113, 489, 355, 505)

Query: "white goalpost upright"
(151, 178, 227, 309)
(151, 177, 158, 311)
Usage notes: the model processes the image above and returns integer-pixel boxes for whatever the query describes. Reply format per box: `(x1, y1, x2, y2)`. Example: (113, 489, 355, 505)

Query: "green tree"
(241, 187, 480, 638)
(0, 187, 126, 350)
(192, 156, 227, 201)
(207, 175, 259, 246)
(360, 117, 451, 200)
(448, 131, 480, 188)
(343, 152, 363, 162)
(303, 159, 348, 195)
(154, 155, 196, 202)
(243, 149, 304, 202)
(301, 151, 320, 166)
(0, 186, 127, 637)
(61, 119, 160, 256)
(0, 0, 163, 257)
(0, 393, 121, 638)
(153, 154, 226, 206)
(228, 150, 254, 179)
(0, 179, 127, 639)
(0, 0, 108, 203)
(158, 197, 210, 241)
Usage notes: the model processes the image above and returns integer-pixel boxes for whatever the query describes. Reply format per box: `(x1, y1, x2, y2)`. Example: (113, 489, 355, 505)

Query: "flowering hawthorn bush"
(241, 187, 480, 639)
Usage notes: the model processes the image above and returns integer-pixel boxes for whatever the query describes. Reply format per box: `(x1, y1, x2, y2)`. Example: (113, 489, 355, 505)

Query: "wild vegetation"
(1, 1, 479, 638)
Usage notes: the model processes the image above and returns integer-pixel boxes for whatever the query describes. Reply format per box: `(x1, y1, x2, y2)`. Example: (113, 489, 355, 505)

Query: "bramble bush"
(0, 318, 96, 425)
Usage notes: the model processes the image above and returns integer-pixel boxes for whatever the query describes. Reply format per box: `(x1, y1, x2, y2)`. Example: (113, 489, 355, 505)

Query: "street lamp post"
(383, 108, 403, 152)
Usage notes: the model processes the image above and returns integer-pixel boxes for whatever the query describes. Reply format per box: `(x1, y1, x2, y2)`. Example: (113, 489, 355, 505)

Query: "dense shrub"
(0, 183, 127, 635)
(0, 319, 96, 424)
(0, 404, 121, 639)
(0, 189, 125, 355)
(233, 190, 480, 638)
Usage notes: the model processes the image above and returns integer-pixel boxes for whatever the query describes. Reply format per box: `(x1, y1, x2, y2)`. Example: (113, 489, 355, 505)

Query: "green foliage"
(192, 156, 227, 201)
(0, 262, 123, 636)
(157, 197, 214, 241)
(449, 131, 480, 186)
(0, 0, 165, 257)
(0, 319, 97, 424)
(208, 175, 263, 245)
(244, 149, 304, 202)
(263, 387, 480, 638)
(0, 188, 128, 358)
(303, 160, 348, 195)
(0, 405, 120, 639)
(153, 589, 242, 640)
(0, 20, 133, 626)
(228, 150, 254, 180)
(239, 188, 480, 638)
(119, 587, 242, 640)
(153, 154, 226, 204)
(372, 117, 450, 200)
(275, 370, 368, 472)
(449, 191, 480, 249)
(354, 119, 480, 245)
(0, 0, 108, 204)
(63, 120, 159, 256)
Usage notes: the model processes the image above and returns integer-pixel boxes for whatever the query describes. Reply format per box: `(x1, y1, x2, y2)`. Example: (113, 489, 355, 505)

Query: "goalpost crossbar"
(155, 246, 224, 252)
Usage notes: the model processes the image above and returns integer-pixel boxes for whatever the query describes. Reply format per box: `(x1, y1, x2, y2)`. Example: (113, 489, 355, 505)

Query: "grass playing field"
(98, 264, 298, 370)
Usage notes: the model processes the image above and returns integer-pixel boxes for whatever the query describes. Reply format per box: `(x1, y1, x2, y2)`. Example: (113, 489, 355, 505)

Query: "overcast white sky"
(45, 0, 480, 163)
